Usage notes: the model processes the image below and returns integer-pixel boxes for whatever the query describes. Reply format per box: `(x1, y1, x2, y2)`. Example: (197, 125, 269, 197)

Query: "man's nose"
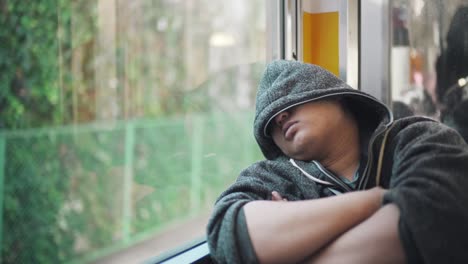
(274, 111, 289, 127)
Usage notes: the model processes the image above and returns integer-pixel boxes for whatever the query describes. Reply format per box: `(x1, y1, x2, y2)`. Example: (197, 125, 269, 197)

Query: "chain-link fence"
(0, 111, 262, 264)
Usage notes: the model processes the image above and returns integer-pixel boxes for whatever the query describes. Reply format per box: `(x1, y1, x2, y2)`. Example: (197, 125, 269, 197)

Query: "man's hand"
(271, 191, 288, 201)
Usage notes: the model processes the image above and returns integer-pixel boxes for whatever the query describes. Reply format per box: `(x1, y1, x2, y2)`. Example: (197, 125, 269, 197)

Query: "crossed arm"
(243, 188, 406, 264)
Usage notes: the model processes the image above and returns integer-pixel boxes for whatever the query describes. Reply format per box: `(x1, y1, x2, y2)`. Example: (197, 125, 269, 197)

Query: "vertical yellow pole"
(302, 11, 340, 76)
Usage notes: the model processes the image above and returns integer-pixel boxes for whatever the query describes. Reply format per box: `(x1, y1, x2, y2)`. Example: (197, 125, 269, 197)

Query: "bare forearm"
(243, 188, 385, 264)
(307, 204, 405, 264)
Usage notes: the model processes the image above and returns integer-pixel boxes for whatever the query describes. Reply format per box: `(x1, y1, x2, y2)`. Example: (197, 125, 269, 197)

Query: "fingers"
(271, 191, 282, 201)
(271, 191, 288, 201)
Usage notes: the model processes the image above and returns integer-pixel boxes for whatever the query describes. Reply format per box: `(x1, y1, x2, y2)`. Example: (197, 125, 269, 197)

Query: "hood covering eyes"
(254, 60, 392, 160)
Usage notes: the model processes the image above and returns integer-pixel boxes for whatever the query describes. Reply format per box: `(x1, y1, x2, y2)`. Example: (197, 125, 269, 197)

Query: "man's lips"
(282, 120, 298, 139)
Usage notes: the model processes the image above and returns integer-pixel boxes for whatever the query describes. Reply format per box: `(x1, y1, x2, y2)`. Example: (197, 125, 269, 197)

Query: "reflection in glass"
(390, 0, 468, 131)
(0, 1, 267, 263)
(435, 6, 468, 142)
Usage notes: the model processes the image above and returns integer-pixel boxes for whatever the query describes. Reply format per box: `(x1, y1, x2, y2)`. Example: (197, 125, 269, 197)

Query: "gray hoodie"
(207, 60, 468, 264)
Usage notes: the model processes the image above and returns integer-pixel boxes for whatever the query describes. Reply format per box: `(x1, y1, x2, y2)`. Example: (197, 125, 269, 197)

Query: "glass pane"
(390, 0, 468, 143)
(0, 1, 267, 263)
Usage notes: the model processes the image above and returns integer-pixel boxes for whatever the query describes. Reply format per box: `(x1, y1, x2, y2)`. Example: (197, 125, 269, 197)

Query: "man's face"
(269, 100, 352, 161)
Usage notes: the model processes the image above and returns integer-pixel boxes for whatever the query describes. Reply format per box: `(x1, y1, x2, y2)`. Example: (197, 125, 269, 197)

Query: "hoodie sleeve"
(383, 120, 468, 264)
(206, 159, 315, 264)
(206, 179, 264, 264)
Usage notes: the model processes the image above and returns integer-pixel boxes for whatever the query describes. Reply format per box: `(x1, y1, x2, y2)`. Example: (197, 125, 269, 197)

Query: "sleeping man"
(207, 60, 468, 264)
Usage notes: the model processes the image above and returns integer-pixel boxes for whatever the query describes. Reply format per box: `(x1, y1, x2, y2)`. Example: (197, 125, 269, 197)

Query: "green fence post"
(123, 122, 135, 243)
(190, 115, 203, 214)
(0, 134, 5, 259)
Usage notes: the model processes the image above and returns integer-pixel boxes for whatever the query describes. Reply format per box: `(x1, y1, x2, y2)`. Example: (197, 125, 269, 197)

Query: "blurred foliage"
(0, 0, 265, 263)
(0, 1, 74, 263)
(3, 135, 73, 263)
(0, 0, 264, 127)
(2, 116, 262, 263)
(0, 0, 70, 129)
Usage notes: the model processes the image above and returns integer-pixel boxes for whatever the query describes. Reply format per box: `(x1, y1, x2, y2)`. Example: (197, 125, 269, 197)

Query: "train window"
(0, 0, 267, 263)
(390, 0, 468, 129)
